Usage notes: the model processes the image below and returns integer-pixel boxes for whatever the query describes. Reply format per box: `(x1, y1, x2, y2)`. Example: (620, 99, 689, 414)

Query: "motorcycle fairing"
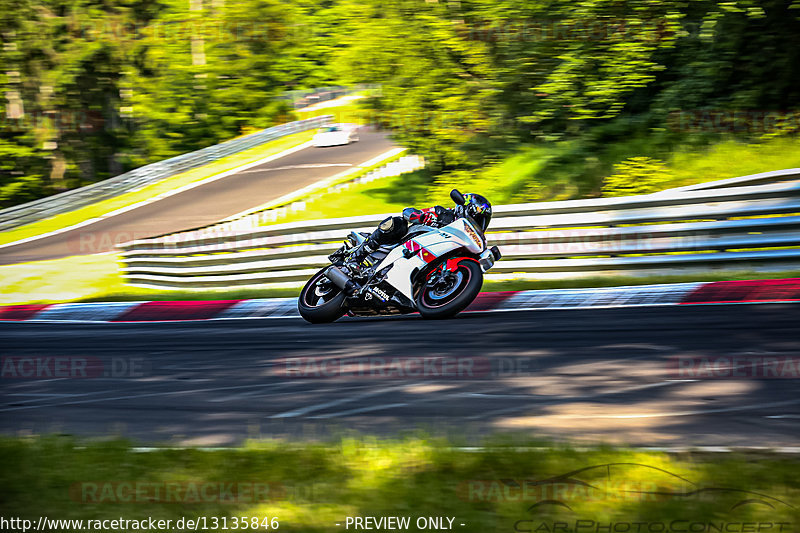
(373, 218, 485, 301)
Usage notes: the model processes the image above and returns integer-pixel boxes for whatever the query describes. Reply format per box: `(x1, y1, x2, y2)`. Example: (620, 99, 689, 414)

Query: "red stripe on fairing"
(111, 300, 242, 322)
(420, 248, 437, 263)
(681, 278, 800, 304)
(0, 304, 52, 321)
(465, 291, 518, 312)
(404, 240, 422, 253)
(405, 239, 437, 263)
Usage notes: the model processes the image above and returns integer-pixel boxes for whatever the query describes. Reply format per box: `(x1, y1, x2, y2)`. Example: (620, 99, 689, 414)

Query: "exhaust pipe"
(325, 266, 357, 295)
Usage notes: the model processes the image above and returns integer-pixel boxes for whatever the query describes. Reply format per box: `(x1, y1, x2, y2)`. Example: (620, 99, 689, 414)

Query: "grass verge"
(294, 93, 372, 124)
(0, 129, 316, 247)
(1, 436, 798, 533)
(0, 251, 797, 305)
(248, 168, 433, 226)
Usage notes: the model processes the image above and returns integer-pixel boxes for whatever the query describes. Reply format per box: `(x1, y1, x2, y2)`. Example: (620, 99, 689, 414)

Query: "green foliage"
(335, 0, 685, 168)
(424, 145, 568, 206)
(2, 436, 799, 533)
(337, 0, 800, 177)
(0, 138, 45, 205)
(602, 156, 673, 197)
(0, 0, 338, 207)
(0, 173, 44, 205)
(1, 0, 799, 210)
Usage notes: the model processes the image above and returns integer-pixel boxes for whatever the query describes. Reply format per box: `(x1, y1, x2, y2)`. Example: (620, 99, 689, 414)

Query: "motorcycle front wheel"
(298, 267, 347, 324)
(415, 259, 483, 320)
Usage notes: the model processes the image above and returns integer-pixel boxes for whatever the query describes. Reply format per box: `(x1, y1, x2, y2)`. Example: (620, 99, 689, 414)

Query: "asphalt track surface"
(1, 304, 798, 446)
(0, 130, 395, 265)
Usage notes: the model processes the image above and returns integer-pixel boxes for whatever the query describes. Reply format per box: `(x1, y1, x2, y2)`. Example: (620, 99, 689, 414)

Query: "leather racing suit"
(347, 205, 457, 268)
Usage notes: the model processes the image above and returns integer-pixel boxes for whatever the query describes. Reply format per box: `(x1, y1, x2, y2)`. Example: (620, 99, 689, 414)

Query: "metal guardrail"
(0, 115, 332, 232)
(118, 178, 800, 288)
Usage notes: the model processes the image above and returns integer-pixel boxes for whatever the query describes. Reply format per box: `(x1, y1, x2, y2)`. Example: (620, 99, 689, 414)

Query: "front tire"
(298, 268, 347, 324)
(415, 260, 483, 320)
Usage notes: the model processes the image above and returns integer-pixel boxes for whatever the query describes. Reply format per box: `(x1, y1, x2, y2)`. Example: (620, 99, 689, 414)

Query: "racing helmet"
(462, 193, 492, 231)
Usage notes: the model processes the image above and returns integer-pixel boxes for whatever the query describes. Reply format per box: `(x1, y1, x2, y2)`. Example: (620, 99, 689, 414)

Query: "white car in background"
(312, 124, 359, 147)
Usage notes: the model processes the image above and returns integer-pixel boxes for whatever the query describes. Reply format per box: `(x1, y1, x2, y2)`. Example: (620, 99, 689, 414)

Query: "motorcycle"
(298, 189, 502, 323)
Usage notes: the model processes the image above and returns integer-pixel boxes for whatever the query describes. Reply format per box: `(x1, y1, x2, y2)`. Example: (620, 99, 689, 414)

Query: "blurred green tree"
(1, 0, 798, 207)
(602, 156, 672, 197)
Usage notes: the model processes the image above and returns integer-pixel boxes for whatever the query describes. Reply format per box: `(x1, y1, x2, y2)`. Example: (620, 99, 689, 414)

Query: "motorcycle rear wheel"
(415, 260, 483, 320)
(298, 267, 347, 324)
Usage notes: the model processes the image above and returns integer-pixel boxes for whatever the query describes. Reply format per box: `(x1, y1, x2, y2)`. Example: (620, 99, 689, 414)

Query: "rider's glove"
(419, 211, 437, 225)
(407, 209, 437, 226)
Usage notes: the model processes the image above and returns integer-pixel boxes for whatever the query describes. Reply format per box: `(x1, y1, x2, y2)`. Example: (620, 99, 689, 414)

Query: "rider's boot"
(344, 239, 378, 274)
(344, 216, 402, 274)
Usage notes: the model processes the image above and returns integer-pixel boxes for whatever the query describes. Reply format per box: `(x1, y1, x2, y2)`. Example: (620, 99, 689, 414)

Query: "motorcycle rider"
(345, 193, 492, 271)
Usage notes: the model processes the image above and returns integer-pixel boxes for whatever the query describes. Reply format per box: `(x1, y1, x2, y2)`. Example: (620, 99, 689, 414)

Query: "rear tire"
(298, 268, 347, 324)
(415, 260, 483, 320)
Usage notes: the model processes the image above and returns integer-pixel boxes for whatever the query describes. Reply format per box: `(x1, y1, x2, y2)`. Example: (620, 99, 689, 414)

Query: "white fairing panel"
(373, 218, 487, 301)
(381, 248, 422, 300)
(438, 218, 485, 254)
